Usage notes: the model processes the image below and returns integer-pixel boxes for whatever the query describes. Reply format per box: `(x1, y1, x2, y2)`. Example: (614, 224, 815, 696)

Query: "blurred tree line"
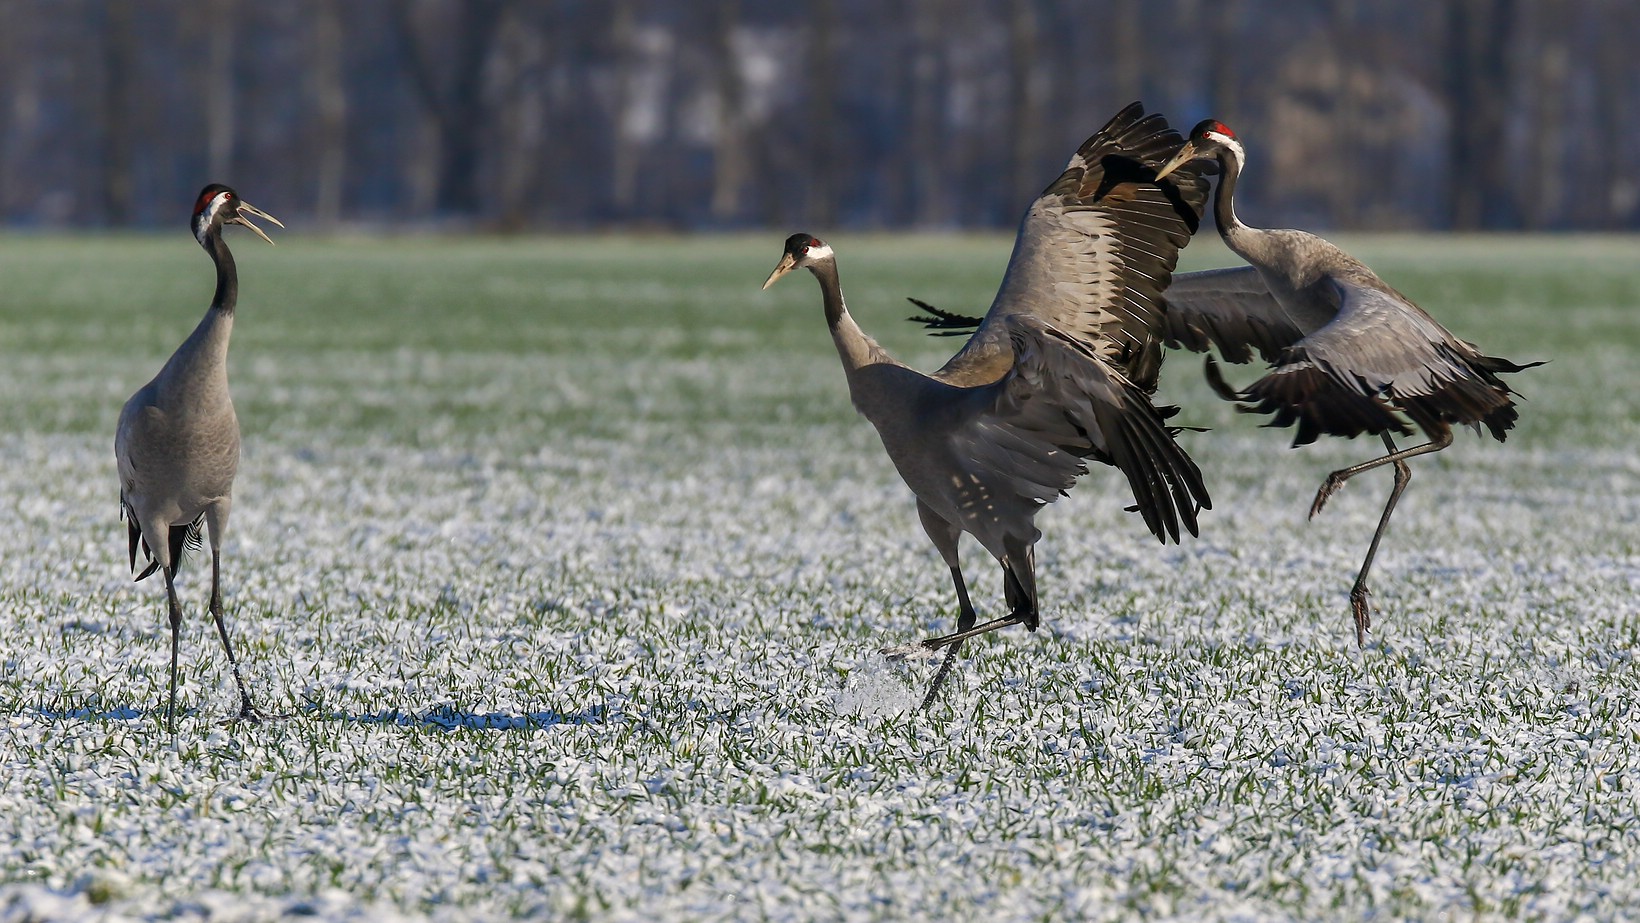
(0, 0, 1635, 232)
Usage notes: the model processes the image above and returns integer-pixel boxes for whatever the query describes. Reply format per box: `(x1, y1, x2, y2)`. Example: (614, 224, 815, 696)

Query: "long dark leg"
(913, 502, 977, 710)
(1344, 433, 1415, 647)
(1002, 538, 1038, 631)
(208, 548, 259, 720)
(162, 567, 184, 733)
(920, 614, 1028, 651)
(1310, 428, 1453, 518)
(921, 541, 1038, 652)
(919, 565, 977, 711)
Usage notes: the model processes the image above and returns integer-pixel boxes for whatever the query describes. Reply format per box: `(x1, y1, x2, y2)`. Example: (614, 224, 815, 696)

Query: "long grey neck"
(1211, 143, 1286, 270)
(809, 259, 891, 377)
(205, 227, 238, 314)
(1211, 147, 1338, 313)
(1213, 145, 1249, 242)
(158, 230, 238, 401)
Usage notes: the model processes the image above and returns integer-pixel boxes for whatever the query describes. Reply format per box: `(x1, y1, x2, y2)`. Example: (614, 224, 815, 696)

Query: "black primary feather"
(167, 516, 205, 579)
(123, 498, 203, 582)
(906, 297, 983, 335)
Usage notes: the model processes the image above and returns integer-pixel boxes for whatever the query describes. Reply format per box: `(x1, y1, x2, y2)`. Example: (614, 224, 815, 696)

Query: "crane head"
(1189, 120, 1238, 145)
(192, 184, 285, 248)
(1154, 119, 1241, 182)
(762, 233, 834, 290)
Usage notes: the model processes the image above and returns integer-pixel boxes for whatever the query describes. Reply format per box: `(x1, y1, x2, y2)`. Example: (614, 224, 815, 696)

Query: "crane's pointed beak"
(231, 201, 284, 245)
(761, 252, 797, 290)
(1152, 143, 1201, 183)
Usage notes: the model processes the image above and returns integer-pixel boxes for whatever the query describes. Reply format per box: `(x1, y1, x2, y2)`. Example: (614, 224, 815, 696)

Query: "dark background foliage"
(2, 0, 1634, 232)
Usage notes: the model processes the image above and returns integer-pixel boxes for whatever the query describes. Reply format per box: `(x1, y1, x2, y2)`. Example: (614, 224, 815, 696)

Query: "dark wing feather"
(121, 497, 161, 582)
(121, 496, 199, 582)
(1161, 266, 1307, 364)
(950, 315, 1209, 544)
(936, 103, 1211, 391)
(1236, 359, 1411, 446)
(1237, 278, 1539, 444)
(906, 297, 984, 336)
(168, 516, 204, 577)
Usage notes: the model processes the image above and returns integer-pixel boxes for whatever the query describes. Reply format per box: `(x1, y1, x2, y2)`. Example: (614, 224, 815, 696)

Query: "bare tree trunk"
(708, 0, 747, 222)
(0, 0, 13, 217)
(1330, 0, 1361, 228)
(609, 0, 640, 217)
(1006, 0, 1045, 210)
(1165, 0, 1201, 112)
(1207, 0, 1241, 121)
(1523, 0, 1567, 230)
(1593, 4, 1636, 228)
(393, 0, 512, 217)
(496, 12, 546, 230)
(1111, 0, 1142, 105)
(310, 0, 347, 226)
(1445, 0, 1517, 229)
(907, 0, 949, 227)
(100, 0, 136, 225)
(806, 0, 840, 228)
(204, 0, 237, 180)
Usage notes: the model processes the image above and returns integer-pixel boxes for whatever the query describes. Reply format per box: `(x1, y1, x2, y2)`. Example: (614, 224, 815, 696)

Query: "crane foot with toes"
(920, 614, 1030, 653)
(881, 614, 1031, 661)
(1310, 471, 1350, 518)
(1350, 583, 1373, 647)
(879, 642, 942, 662)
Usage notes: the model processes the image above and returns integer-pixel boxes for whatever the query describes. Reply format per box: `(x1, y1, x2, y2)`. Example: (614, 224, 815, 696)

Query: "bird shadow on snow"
(24, 704, 610, 731)
(28, 705, 146, 722)
(311, 703, 611, 731)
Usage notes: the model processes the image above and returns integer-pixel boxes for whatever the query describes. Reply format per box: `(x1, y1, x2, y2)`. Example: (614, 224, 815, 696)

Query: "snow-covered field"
(1, 233, 1636, 920)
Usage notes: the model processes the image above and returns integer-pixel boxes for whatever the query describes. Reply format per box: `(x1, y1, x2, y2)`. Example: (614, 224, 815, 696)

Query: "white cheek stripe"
(195, 193, 231, 243)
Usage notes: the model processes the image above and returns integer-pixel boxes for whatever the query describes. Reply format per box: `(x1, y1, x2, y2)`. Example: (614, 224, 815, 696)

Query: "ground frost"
(1, 235, 1637, 920)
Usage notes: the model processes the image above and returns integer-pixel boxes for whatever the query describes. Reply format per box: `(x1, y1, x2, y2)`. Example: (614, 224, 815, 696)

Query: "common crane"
(116, 184, 281, 730)
(762, 103, 1212, 707)
(1150, 119, 1543, 646)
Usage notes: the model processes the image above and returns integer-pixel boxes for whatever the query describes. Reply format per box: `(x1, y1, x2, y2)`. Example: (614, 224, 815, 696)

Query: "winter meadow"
(0, 231, 1636, 920)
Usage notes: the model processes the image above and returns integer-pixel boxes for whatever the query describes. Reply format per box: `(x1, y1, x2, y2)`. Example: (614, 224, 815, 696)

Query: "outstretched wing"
(1160, 265, 1309, 364)
(1240, 277, 1536, 445)
(935, 103, 1211, 391)
(948, 315, 1209, 545)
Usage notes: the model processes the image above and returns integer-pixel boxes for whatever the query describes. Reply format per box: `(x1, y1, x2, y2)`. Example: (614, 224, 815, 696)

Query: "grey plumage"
(1153, 119, 1542, 646)
(116, 183, 281, 730)
(763, 103, 1213, 707)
